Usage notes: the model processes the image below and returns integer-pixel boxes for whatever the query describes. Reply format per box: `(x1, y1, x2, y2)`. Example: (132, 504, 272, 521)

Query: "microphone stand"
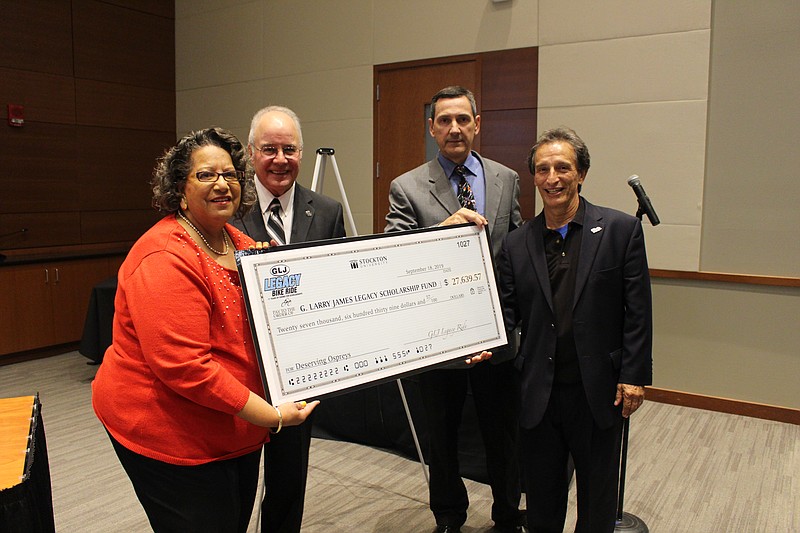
(615, 204, 652, 533)
(635, 204, 646, 224)
(614, 417, 648, 532)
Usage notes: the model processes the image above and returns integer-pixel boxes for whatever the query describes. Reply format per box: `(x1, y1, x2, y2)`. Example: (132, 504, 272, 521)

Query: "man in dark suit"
(497, 127, 653, 533)
(232, 105, 346, 533)
(385, 86, 526, 533)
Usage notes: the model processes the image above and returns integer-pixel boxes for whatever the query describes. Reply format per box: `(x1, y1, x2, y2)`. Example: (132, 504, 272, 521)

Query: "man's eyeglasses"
(254, 144, 301, 159)
(194, 170, 245, 183)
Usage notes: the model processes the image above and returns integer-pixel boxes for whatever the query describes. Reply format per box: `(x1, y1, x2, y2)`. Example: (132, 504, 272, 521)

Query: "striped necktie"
(454, 165, 476, 211)
(266, 198, 286, 245)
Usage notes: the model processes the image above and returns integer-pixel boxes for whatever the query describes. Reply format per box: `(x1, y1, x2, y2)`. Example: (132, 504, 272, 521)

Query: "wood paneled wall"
(480, 47, 539, 220)
(0, 0, 175, 254)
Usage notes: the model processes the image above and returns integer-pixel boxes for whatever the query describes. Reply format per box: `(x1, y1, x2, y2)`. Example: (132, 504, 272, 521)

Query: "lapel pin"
(591, 226, 602, 233)
(305, 210, 312, 217)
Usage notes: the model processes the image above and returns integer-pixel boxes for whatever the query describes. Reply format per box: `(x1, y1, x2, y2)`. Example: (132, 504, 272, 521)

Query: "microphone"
(627, 175, 660, 226)
(0, 228, 28, 263)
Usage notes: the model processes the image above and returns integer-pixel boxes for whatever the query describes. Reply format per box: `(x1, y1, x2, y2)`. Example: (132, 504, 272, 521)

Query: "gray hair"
(527, 127, 591, 175)
(248, 105, 304, 149)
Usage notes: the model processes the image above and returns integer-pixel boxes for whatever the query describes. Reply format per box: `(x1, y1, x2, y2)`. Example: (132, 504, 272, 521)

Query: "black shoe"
(435, 526, 462, 533)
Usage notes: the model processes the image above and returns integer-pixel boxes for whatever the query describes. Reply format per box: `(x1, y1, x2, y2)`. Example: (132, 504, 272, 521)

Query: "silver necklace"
(177, 211, 229, 255)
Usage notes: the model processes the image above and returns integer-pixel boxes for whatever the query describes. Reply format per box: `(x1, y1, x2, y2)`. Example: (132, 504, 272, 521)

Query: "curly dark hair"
(150, 127, 257, 215)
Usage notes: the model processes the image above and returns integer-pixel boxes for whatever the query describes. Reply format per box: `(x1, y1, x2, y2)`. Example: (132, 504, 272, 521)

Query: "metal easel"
(311, 148, 430, 485)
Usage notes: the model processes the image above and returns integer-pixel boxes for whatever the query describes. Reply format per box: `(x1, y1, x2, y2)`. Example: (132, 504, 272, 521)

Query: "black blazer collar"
(573, 199, 605, 306)
(291, 184, 315, 242)
(527, 214, 554, 313)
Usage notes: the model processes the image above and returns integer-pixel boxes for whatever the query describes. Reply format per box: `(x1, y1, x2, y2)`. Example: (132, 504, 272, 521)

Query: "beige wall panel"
(176, 80, 265, 136)
(350, 212, 375, 238)
(537, 102, 705, 221)
(296, 118, 374, 237)
(643, 226, 700, 272)
(228, 126, 252, 151)
(701, 1, 800, 278)
(179, 65, 372, 140)
(652, 280, 800, 409)
(539, 0, 710, 45)
(175, 0, 252, 18)
(254, 0, 373, 77)
(538, 31, 710, 107)
(177, 0, 371, 90)
(373, 0, 538, 64)
(233, 67, 374, 126)
(176, 2, 264, 90)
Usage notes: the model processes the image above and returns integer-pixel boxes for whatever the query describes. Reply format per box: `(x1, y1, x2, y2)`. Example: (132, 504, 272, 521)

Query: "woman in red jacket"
(92, 127, 318, 532)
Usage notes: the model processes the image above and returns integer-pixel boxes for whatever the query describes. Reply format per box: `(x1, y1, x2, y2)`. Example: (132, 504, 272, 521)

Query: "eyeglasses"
(254, 144, 301, 159)
(194, 170, 245, 183)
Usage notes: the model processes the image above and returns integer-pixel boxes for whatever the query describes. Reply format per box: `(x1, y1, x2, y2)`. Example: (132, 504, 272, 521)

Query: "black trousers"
(419, 360, 522, 528)
(109, 434, 261, 533)
(260, 413, 314, 533)
(520, 383, 623, 533)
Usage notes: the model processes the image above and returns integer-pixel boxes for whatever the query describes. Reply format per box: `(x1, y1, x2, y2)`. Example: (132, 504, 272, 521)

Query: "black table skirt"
(313, 375, 490, 484)
(0, 396, 56, 533)
(79, 276, 118, 363)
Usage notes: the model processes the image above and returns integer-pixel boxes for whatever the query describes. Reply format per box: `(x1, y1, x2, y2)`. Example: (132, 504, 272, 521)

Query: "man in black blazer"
(497, 127, 652, 533)
(385, 86, 526, 533)
(232, 105, 345, 533)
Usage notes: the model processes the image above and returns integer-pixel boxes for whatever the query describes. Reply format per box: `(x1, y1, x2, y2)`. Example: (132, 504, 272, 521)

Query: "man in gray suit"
(232, 105, 346, 533)
(384, 86, 526, 533)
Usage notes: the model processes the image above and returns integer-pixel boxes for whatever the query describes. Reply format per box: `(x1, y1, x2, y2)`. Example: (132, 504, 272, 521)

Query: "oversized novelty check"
(237, 223, 507, 404)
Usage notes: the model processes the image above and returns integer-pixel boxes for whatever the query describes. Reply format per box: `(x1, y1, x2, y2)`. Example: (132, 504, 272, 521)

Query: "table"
(0, 395, 56, 533)
(79, 276, 118, 363)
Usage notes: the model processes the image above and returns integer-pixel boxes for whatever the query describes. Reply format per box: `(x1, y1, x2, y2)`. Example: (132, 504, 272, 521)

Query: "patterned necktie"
(454, 165, 476, 211)
(266, 198, 286, 245)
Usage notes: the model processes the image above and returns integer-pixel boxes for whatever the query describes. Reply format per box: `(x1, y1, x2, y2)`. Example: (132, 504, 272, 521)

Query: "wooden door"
(373, 60, 478, 232)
